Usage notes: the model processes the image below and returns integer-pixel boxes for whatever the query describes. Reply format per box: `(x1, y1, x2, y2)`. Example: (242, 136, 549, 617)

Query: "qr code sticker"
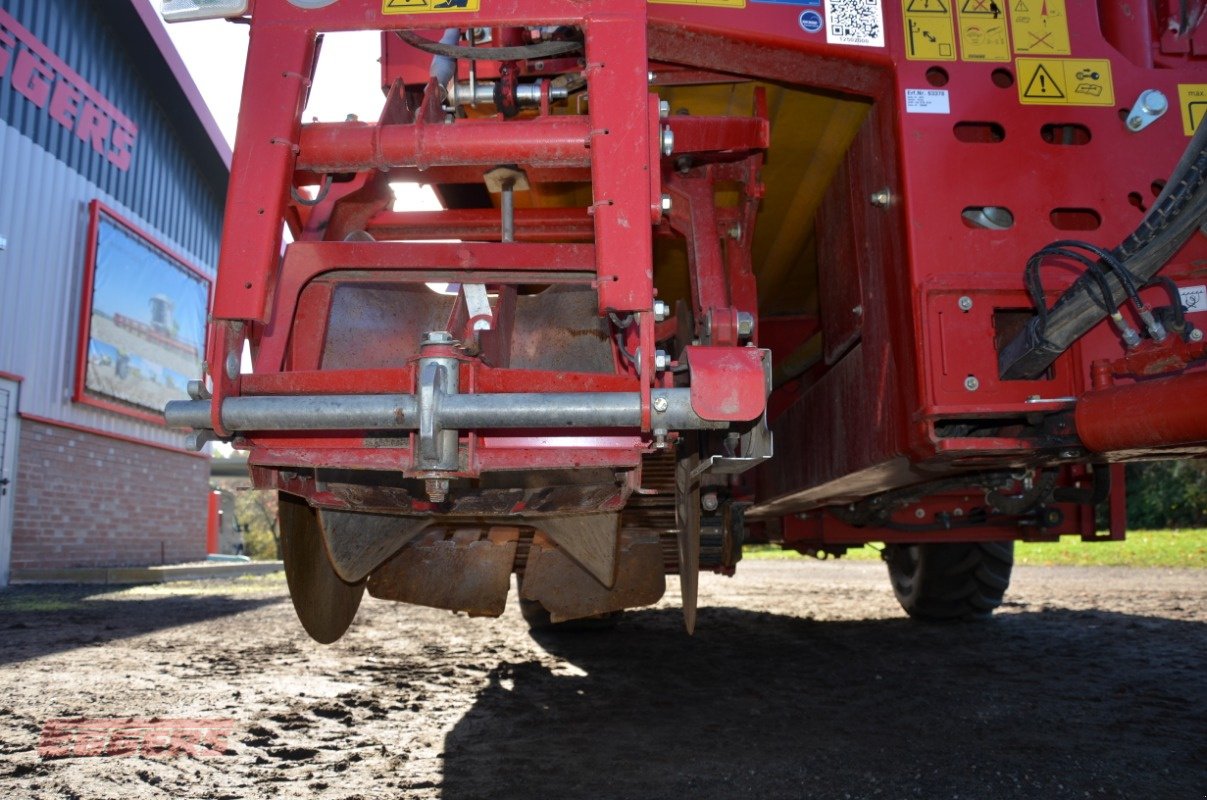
(824, 0, 885, 47)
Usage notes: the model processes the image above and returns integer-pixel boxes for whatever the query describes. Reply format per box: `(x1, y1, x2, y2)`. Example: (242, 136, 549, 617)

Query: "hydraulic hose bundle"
(999, 120, 1207, 380)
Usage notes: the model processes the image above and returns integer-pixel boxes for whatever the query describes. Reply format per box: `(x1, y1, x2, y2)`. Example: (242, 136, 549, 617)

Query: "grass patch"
(744, 529, 1207, 568)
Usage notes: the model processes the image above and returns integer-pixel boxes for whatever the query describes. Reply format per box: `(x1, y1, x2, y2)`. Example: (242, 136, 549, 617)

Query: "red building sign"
(0, 10, 138, 171)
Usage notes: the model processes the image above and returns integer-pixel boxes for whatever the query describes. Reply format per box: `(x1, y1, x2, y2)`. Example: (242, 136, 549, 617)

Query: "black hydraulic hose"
(1148, 274, 1187, 329)
(396, 29, 581, 61)
(999, 122, 1207, 379)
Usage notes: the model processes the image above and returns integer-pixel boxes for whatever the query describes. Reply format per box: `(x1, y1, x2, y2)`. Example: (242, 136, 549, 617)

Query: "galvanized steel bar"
(164, 389, 727, 432)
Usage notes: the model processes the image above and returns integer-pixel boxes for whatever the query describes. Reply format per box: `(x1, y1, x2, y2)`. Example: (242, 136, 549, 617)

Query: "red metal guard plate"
(685, 346, 765, 422)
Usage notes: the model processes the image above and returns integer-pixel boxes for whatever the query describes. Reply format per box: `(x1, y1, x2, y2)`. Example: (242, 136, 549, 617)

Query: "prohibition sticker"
(1178, 84, 1207, 136)
(956, 0, 1009, 62)
(1016, 58, 1113, 106)
(383, 0, 480, 13)
(902, 0, 956, 61)
(649, 0, 747, 6)
(1009, 0, 1070, 55)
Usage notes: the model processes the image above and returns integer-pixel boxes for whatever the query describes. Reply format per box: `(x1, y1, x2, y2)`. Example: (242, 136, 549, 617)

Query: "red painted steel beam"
(1075, 371, 1207, 453)
(296, 117, 592, 172)
(366, 208, 595, 241)
(665, 116, 769, 155)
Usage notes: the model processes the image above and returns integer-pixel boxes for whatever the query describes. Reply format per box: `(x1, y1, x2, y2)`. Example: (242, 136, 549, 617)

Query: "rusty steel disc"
(279, 492, 365, 644)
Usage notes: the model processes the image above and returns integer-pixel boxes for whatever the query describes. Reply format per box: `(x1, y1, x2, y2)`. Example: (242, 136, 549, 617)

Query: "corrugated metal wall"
(0, 0, 224, 447)
(0, 0, 225, 263)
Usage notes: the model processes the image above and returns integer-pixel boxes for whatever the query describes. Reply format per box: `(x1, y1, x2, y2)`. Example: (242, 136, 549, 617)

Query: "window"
(74, 200, 211, 425)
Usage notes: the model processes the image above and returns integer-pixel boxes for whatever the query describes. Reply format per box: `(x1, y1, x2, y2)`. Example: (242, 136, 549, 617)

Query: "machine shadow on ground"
(440, 605, 1206, 799)
(0, 585, 282, 667)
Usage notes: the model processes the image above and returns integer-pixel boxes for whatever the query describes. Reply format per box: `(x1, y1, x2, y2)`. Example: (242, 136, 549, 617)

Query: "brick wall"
(10, 421, 209, 569)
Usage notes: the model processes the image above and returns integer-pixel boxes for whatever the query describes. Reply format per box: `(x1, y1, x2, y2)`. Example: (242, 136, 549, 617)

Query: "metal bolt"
(224, 353, 239, 381)
(653, 300, 670, 322)
(1127, 115, 1143, 130)
(185, 430, 214, 452)
(851, 305, 864, 317)
(654, 349, 669, 371)
(1141, 90, 1168, 115)
(914, 507, 926, 519)
(869, 188, 892, 208)
(952, 507, 964, 517)
(647, 71, 656, 83)
(1190, 328, 1204, 342)
(186, 380, 210, 401)
(728, 223, 742, 240)
(661, 125, 674, 157)
(661, 193, 672, 213)
(964, 375, 980, 391)
(652, 396, 669, 413)
(1059, 449, 1079, 459)
(425, 478, 449, 504)
(701, 493, 720, 512)
(659, 99, 670, 117)
(957, 295, 974, 312)
(736, 311, 755, 338)
(422, 330, 454, 345)
(653, 430, 668, 449)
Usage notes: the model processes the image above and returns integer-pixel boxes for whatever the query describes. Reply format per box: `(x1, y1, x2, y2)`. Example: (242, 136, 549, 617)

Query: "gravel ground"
(0, 559, 1203, 800)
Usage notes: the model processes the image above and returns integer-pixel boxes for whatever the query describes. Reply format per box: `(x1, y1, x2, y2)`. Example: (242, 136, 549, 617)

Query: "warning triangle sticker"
(1014, 0, 1028, 10)
(1023, 64, 1064, 98)
(961, 0, 1002, 15)
(906, 0, 949, 13)
(385, 0, 428, 7)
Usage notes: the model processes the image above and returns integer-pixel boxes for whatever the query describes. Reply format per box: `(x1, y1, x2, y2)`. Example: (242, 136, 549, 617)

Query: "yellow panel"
(1178, 84, 1207, 136)
(382, 0, 480, 14)
(956, 0, 1010, 62)
(650, 0, 745, 6)
(1008, 0, 1070, 55)
(1016, 58, 1113, 106)
(658, 83, 869, 315)
(902, 0, 957, 61)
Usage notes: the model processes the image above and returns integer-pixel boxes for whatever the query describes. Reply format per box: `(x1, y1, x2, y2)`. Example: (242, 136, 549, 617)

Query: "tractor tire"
(883, 541, 1014, 621)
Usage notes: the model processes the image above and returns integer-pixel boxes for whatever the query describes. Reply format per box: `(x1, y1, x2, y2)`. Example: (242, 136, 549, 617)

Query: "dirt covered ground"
(0, 560, 1203, 800)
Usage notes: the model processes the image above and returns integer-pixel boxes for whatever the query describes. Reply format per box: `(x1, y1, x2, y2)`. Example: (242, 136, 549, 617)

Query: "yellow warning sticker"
(957, 0, 1010, 62)
(1009, 0, 1070, 55)
(1016, 58, 1113, 106)
(382, 0, 480, 14)
(649, 0, 746, 6)
(902, 0, 956, 61)
(1178, 84, 1207, 136)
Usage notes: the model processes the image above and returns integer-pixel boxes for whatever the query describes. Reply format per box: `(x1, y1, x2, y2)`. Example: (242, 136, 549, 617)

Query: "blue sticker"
(799, 9, 823, 31)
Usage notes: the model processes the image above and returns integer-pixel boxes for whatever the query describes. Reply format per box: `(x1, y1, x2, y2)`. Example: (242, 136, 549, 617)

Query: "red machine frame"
(186, 0, 1206, 551)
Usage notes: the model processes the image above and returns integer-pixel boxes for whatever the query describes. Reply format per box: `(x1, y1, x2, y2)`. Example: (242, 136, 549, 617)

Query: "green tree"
(1125, 460, 1207, 529)
(235, 488, 281, 560)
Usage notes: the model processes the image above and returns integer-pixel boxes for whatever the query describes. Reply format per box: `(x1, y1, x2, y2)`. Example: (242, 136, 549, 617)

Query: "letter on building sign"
(50, 79, 83, 129)
(0, 10, 139, 173)
(13, 48, 52, 108)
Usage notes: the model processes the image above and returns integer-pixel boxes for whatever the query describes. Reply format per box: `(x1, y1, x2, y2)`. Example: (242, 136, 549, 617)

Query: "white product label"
(904, 88, 951, 114)
(1179, 284, 1207, 314)
(825, 0, 885, 47)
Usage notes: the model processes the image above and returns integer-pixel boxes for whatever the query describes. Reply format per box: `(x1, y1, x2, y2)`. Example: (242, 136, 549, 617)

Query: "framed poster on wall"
(74, 200, 212, 425)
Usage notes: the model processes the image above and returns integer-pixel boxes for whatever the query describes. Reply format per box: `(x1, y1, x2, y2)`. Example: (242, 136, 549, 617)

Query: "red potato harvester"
(163, 0, 1207, 641)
